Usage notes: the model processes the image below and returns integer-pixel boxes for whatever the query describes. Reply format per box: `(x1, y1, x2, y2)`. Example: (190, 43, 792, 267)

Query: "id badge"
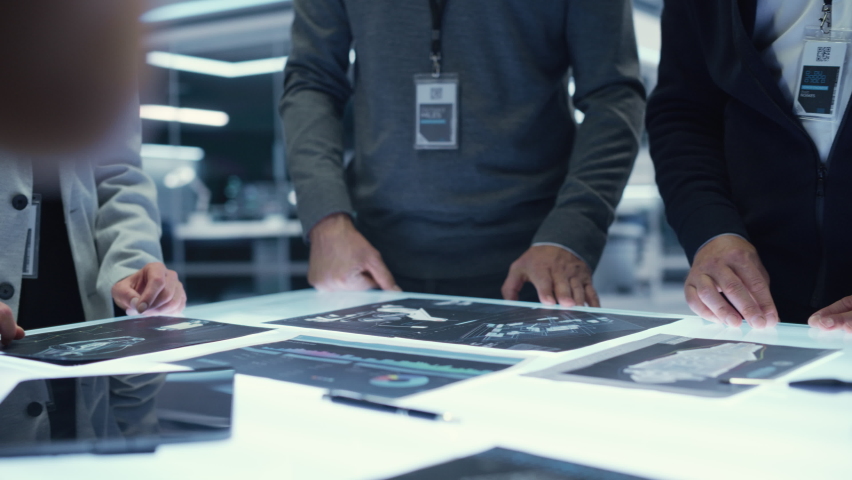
(414, 73, 459, 149)
(795, 39, 849, 118)
(22, 194, 41, 279)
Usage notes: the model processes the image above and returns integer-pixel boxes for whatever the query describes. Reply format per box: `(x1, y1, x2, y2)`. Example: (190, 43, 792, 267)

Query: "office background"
(138, 0, 690, 314)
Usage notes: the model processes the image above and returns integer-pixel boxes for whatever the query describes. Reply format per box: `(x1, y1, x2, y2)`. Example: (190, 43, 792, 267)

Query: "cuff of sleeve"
(294, 186, 355, 243)
(100, 254, 161, 295)
(675, 203, 750, 263)
(531, 242, 590, 269)
(694, 233, 747, 256)
(532, 212, 608, 272)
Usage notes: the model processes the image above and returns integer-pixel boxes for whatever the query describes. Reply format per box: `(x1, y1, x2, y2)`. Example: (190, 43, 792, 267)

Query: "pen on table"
(323, 391, 456, 422)
(720, 378, 852, 389)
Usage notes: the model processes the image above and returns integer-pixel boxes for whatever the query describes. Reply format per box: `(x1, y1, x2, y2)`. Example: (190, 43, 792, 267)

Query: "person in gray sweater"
(280, 0, 645, 306)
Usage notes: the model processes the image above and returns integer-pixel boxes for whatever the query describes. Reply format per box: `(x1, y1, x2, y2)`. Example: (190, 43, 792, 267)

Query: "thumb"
(501, 270, 525, 301)
(364, 259, 401, 292)
(112, 280, 141, 312)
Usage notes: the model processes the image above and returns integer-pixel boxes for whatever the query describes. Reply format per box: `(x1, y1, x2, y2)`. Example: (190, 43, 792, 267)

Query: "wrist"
(309, 213, 354, 243)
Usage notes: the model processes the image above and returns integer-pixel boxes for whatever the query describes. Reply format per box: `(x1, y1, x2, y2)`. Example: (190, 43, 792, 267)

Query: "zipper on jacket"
(811, 163, 828, 308)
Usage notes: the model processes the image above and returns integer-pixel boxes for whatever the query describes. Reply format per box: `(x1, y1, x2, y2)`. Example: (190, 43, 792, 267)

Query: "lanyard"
(822, 0, 833, 34)
(428, 0, 447, 77)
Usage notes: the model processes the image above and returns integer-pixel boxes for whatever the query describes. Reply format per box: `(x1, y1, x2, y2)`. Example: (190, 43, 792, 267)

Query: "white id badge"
(795, 37, 849, 119)
(22, 194, 41, 279)
(414, 73, 459, 149)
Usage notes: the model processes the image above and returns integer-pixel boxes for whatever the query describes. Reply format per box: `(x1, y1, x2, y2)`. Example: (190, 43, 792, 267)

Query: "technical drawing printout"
(385, 447, 648, 479)
(1, 317, 271, 364)
(175, 335, 522, 398)
(268, 299, 681, 352)
(526, 334, 837, 397)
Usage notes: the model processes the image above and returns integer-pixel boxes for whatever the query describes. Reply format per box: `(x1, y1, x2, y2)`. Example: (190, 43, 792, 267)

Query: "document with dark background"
(1, 317, 271, 364)
(268, 299, 680, 352)
(385, 447, 648, 479)
(175, 335, 522, 398)
(526, 334, 837, 397)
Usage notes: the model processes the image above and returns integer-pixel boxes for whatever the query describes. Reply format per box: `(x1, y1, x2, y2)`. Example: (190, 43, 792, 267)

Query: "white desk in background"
(0, 290, 850, 480)
(171, 214, 306, 293)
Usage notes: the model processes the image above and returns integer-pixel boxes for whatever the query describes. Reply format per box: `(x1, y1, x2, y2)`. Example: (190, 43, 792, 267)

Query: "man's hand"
(685, 235, 779, 329)
(112, 262, 186, 316)
(308, 213, 401, 292)
(808, 296, 852, 332)
(502, 245, 600, 307)
(0, 302, 25, 347)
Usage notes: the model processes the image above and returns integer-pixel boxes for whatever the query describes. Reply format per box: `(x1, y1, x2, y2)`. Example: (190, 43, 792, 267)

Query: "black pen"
(323, 391, 456, 421)
(721, 378, 852, 389)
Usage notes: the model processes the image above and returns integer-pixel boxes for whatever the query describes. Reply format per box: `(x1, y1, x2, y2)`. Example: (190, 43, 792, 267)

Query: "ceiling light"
(147, 51, 287, 78)
(141, 0, 288, 23)
(141, 144, 205, 161)
(140, 105, 229, 127)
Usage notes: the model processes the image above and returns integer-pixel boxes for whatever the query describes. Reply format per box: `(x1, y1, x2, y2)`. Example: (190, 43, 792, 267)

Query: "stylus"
(721, 378, 852, 388)
(323, 391, 456, 421)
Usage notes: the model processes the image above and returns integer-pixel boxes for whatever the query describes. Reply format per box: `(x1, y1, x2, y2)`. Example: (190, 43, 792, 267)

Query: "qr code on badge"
(817, 46, 831, 62)
(430, 87, 443, 100)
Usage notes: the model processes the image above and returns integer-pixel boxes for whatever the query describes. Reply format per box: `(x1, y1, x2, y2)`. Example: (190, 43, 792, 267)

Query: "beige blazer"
(0, 104, 163, 324)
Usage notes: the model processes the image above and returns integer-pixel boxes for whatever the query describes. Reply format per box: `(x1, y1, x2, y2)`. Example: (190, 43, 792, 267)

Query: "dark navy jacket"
(647, 0, 852, 323)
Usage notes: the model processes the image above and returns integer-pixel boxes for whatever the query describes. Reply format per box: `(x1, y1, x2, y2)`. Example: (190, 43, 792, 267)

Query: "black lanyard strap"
(429, 0, 447, 76)
(821, 0, 833, 35)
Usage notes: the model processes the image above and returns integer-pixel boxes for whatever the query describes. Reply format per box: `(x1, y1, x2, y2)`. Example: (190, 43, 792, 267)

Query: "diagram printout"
(526, 334, 837, 397)
(1, 317, 271, 364)
(384, 447, 648, 479)
(268, 299, 680, 352)
(175, 335, 522, 398)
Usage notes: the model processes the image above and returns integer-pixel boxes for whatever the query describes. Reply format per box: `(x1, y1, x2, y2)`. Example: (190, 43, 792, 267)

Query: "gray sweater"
(281, 0, 645, 280)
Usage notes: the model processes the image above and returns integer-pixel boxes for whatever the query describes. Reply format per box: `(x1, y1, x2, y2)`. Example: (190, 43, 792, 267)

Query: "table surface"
(1, 290, 850, 480)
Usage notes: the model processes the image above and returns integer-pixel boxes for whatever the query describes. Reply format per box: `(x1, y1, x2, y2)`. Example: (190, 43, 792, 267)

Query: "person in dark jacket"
(647, 0, 852, 331)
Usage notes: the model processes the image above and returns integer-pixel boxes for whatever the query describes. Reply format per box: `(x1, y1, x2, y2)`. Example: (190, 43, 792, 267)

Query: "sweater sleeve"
(279, 0, 355, 239)
(533, 0, 646, 271)
(646, 0, 750, 263)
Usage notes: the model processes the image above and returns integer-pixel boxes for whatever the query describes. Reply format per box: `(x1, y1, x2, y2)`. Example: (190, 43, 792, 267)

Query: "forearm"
(534, 84, 645, 271)
(282, 89, 354, 237)
(281, 0, 354, 239)
(646, 0, 748, 261)
(94, 162, 164, 290)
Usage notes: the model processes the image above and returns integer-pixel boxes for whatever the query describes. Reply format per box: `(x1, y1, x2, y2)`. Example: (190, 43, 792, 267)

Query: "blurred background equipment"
(139, 0, 690, 314)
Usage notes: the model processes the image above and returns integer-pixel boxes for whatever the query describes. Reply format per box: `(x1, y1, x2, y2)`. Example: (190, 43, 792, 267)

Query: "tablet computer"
(0, 368, 234, 457)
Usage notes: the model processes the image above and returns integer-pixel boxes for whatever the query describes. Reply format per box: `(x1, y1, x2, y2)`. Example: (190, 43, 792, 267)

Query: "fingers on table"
(144, 272, 187, 316)
(137, 264, 169, 313)
(809, 296, 852, 332)
(730, 261, 778, 327)
(500, 269, 526, 301)
(0, 303, 22, 346)
(528, 268, 556, 306)
(364, 256, 401, 292)
(111, 281, 139, 311)
(691, 273, 742, 327)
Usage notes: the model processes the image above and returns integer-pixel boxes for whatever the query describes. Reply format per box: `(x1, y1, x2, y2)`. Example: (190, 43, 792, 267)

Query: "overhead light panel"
(141, 144, 205, 161)
(147, 51, 287, 78)
(141, 0, 288, 23)
(140, 105, 229, 127)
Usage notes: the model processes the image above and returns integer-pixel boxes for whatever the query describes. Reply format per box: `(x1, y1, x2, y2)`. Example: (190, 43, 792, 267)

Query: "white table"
(1, 290, 850, 480)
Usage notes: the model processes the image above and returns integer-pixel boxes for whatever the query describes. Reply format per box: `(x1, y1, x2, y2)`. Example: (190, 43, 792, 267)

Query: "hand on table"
(685, 235, 779, 329)
(112, 262, 186, 316)
(502, 245, 600, 307)
(308, 213, 401, 292)
(0, 301, 25, 347)
(809, 297, 852, 333)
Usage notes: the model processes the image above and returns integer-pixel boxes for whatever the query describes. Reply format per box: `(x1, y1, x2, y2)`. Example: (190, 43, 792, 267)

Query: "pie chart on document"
(369, 374, 430, 388)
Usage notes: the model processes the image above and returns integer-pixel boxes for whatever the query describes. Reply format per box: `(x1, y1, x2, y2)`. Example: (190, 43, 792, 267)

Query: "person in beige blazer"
(0, 103, 185, 346)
